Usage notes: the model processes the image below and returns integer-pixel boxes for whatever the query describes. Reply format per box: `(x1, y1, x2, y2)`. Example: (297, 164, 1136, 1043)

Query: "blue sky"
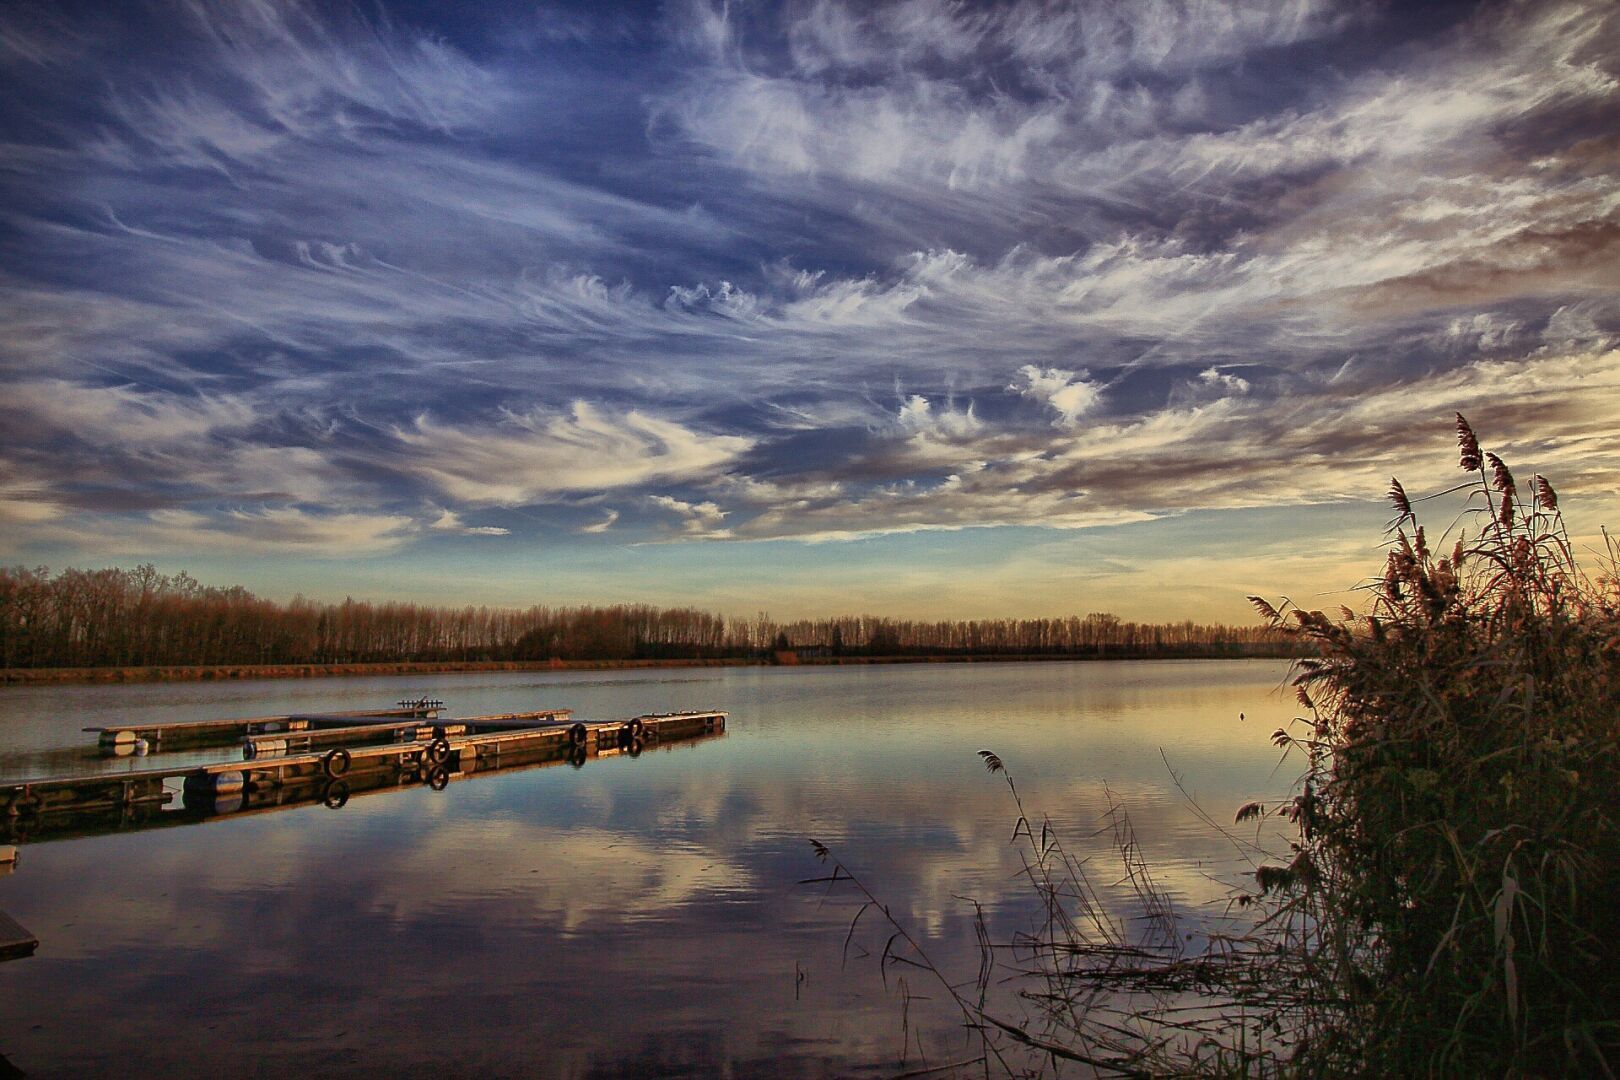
(1, 0, 1616, 621)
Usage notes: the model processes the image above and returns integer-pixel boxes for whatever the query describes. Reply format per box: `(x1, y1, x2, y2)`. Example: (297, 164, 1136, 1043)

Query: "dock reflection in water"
(3, 703, 726, 847)
(0, 661, 1296, 1078)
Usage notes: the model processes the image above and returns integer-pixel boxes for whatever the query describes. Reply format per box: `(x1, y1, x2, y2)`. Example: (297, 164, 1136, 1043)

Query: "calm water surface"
(0, 660, 1298, 1078)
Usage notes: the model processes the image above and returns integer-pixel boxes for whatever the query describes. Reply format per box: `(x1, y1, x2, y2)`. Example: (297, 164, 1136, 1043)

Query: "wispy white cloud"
(22, 506, 419, 558)
(1011, 365, 1102, 427)
(896, 393, 981, 439)
(0, 4, 82, 68)
(428, 508, 510, 536)
(649, 494, 731, 537)
(667, 0, 1365, 191)
(0, 463, 66, 525)
(577, 508, 620, 534)
(92, 0, 503, 174)
(212, 507, 417, 555)
(395, 402, 754, 506)
(5, 379, 254, 444)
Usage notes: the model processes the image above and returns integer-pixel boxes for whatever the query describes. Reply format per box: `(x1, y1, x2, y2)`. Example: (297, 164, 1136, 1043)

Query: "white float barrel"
(99, 729, 139, 755)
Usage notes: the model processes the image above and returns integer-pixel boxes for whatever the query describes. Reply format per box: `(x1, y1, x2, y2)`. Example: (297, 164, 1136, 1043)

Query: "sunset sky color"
(1, 0, 1616, 621)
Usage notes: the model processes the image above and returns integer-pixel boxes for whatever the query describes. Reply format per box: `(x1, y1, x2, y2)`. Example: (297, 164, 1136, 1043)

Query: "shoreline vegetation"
(0, 563, 1293, 683)
(812, 416, 1619, 1076)
(0, 645, 1302, 687)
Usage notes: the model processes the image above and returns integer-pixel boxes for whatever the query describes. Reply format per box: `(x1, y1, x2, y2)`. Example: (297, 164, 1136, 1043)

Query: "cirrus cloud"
(395, 402, 755, 506)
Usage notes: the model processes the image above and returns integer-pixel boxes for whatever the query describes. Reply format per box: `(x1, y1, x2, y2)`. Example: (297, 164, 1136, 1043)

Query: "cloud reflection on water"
(0, 661, 1296, 1076)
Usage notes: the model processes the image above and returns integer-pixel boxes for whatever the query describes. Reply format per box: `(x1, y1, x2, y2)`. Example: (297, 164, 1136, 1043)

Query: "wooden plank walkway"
(241, 719, 473, 759)
(84, 706, 444, 753)
(238, 708, 575, 759)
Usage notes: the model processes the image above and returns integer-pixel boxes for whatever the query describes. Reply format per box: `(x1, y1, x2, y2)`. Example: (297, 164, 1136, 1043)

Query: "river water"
(0, 659, 1298, 1078)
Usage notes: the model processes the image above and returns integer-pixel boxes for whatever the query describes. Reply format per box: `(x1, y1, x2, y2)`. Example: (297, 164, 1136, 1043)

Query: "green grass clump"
(1251, 414, 1620, 1075)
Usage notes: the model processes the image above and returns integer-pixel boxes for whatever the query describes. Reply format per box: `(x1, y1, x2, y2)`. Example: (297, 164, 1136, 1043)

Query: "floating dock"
(5, 703, 726, 845)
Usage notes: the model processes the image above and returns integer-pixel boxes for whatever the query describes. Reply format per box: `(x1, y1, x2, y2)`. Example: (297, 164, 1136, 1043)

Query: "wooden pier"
(5, 704, 725, 845)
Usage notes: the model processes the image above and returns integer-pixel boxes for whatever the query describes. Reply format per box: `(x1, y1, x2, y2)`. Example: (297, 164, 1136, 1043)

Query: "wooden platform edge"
(0, 909, 38, 962)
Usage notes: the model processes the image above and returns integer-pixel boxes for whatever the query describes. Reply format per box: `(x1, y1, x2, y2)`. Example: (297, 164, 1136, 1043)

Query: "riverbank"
(0, 646, 1300, 685)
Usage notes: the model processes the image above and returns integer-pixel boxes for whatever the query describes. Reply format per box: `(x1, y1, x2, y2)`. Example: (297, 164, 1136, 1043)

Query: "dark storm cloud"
(0, 0, 1616, 558)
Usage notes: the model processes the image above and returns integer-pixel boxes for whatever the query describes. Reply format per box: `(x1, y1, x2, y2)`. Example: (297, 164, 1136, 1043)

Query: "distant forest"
(0, 564, 1293, 670)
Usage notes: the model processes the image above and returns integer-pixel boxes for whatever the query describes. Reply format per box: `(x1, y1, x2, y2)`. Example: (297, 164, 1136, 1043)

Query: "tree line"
(0, 564, 1291, 670)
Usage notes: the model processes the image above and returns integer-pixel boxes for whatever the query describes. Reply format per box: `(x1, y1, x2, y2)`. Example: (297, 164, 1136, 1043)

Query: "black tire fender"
(322, 747, 352, 778)
(568, 722, 588, 748)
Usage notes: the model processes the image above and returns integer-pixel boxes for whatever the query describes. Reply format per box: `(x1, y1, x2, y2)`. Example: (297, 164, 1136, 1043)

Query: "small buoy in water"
(134, 738, 150, 755)
(0, 845, 16, 864)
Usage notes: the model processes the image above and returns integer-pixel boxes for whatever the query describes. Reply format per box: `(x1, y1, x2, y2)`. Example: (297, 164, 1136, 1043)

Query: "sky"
(0, 0, 1616, 623)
